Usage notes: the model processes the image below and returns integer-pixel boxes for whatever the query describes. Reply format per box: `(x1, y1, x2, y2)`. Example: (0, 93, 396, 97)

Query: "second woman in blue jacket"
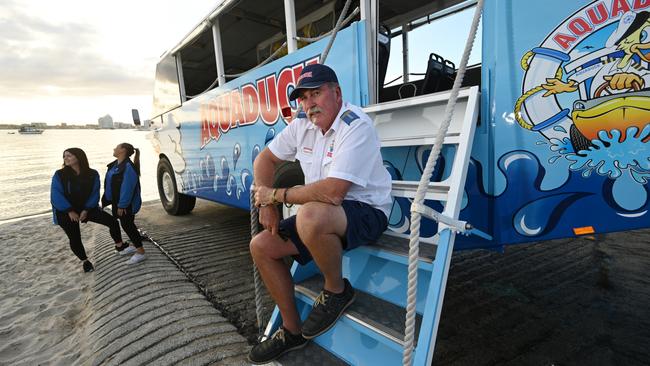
(103, 143, 145, 264)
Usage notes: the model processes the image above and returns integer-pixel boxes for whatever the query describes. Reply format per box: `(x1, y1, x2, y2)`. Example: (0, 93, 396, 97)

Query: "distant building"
(98, 115, 114, 129)
(114, 122, 133, 129)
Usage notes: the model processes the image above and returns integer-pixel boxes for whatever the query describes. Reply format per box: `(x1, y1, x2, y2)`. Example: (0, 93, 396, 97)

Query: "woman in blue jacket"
(51, 148, 125, 272)
(103, 142, 145, 264)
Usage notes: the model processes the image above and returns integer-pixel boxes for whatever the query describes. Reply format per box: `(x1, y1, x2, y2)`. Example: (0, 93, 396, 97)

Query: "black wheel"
(157, 158, 196, 215)
(570, 124, 593, 156)
(272, 161, 304, 219)
(273, 161, 305, 188)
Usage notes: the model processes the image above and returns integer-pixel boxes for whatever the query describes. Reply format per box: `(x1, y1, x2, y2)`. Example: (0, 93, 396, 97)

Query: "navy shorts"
(278, 200, 388, 265)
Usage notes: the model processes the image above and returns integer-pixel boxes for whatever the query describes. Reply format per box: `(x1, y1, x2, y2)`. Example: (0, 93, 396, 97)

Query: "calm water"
(0, 129, 159, 221)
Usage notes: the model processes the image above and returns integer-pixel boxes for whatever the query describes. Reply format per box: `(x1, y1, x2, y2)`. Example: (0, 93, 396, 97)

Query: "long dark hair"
(120, 143, 140, 176)
(61, 147, 91, 176)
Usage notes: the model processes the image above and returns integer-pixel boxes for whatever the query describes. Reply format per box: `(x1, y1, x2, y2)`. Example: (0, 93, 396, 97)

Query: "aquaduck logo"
(515, 0, 650, 184)
(199, 57, 319, 149)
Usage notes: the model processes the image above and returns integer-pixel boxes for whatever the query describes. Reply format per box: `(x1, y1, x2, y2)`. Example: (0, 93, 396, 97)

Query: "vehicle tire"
(570, 124, 593, 156)
(273, 161, 305, 188)
(272, 161, 304, 219)
(157, 158, 196, 215)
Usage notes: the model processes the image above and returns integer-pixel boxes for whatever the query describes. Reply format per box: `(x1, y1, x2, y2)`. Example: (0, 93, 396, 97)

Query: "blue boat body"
(152, 1, 650, 251)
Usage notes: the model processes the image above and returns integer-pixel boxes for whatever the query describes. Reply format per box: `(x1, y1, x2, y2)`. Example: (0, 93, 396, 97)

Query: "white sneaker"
(119, 246, 137, 255)
(126, 253, 146, 264)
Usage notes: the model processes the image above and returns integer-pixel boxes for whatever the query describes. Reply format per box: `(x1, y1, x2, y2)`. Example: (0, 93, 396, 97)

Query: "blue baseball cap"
(289, 64, 339, 101)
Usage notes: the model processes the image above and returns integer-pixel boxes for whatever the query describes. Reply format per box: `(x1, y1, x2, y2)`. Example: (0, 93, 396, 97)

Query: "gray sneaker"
(302, 278, 355, 339)
(126, 253, 145, 264)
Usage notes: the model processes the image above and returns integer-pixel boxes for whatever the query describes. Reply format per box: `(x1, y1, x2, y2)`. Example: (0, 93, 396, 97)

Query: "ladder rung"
(381, 134, 460, 147)
(392, 180, 449, 201)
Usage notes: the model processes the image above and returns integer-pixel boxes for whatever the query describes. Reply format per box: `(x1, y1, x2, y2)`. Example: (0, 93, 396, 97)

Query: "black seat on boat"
(420, 52, 455, 95)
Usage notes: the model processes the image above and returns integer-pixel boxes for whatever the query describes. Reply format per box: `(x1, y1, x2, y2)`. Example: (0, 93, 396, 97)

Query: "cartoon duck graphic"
(520, 11, 650, 151)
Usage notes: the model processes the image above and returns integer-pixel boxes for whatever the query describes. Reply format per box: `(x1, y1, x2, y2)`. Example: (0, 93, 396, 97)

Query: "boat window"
(219, 0, 357, 81)
(378, 1, 483, 102)
(152, 54, 182, 117)
(178, 29, 218, 98)
(218, 0, 287, 81)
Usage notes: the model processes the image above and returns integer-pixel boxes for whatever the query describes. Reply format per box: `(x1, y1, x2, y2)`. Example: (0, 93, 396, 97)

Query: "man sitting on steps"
(248, 63, 392, 364)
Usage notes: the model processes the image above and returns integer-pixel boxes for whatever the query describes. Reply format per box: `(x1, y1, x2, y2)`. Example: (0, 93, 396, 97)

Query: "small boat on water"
(18, 126, 44, 134)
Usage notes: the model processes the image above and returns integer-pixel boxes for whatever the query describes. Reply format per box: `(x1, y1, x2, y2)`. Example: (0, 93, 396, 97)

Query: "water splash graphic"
(566, 126, 650, 179)
(233, 143, 241, 170)
(252, 144, 261, 164)
(265, 128, 276, 145)
(200, 154, 215, 185)
(513, 192, 591, 237)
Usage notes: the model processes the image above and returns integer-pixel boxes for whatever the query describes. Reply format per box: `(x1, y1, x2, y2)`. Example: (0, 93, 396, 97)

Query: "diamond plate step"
(295, 275, 422, 346)
(276, 342, 349, 365)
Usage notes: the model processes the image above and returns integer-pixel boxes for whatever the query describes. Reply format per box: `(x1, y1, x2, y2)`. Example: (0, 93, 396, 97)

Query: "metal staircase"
(263, 86, 486, 365)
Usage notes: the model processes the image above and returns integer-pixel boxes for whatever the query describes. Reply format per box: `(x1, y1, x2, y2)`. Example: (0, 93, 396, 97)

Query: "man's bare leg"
(296, 202, 348, 293)
(250, 231, 301, 333)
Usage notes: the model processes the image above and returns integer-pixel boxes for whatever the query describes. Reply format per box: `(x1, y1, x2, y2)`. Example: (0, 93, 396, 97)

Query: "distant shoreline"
(1, 126, 136, 130)
(0, 199, 161, 226)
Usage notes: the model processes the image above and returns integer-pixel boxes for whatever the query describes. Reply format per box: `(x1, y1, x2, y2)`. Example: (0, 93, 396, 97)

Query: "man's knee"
(250, 231, 285, 260)
(249, 233, 267, 259)
(296, 202, 343, 239)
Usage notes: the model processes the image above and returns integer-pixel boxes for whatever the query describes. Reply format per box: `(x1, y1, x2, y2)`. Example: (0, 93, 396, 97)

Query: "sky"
(0, 0, 216, 125)
(0, 0, 481, 126)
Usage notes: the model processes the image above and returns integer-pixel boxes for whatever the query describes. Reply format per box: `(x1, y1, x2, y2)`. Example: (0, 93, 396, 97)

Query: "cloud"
(0, 1, 151, 98)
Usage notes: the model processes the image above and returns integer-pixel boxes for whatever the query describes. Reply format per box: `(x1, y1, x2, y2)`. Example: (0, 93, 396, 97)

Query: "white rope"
(320, 0, 352, 63)
(251, 0, 353, 338)
(402, 1, 484, 365)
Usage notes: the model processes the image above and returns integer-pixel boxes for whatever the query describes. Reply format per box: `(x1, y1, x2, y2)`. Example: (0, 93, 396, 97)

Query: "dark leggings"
(57, 208, 122, 261)
(112, 207, 143, 248)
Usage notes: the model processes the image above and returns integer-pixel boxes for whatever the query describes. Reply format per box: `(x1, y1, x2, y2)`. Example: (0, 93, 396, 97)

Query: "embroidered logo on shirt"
(302, 147, 313, 154)
(326, 140, 334, 157)
(340, 110, 360, 125)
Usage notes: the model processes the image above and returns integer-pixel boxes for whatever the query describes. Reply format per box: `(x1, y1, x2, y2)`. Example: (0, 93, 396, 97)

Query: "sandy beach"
(0, 207, 250, 366)
(0, 214, 94, 365)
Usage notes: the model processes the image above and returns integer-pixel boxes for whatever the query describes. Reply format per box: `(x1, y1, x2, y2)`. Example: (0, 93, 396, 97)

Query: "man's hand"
(259, 205, 280, 235)
(253, 185, 275, 207)
(117, 208, 126, 217)
(68, 211, 80, 222)
(79, 210, 88, 223)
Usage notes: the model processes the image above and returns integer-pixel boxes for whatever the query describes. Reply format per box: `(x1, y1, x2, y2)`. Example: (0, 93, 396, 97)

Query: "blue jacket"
(50, 169, 100, 224)
(102, 159, 142, 214)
